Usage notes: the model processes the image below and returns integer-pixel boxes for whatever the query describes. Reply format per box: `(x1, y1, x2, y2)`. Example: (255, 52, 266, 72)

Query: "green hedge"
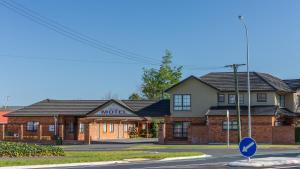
(296, 126, 300, 143)
(0, 142, 65, 157)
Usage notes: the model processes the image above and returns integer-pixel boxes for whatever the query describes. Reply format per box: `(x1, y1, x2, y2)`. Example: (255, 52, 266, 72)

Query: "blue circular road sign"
(239, 137, 257, 158)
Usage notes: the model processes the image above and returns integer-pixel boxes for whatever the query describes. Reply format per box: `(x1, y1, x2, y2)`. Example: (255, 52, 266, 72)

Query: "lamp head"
(238, 15, 244, 20)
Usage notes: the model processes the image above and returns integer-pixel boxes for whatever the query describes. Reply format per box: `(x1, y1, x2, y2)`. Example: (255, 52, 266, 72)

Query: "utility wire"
(9, 0, 158, 63)
(0, 0, 159, 65)
(0, 0, 226, 71)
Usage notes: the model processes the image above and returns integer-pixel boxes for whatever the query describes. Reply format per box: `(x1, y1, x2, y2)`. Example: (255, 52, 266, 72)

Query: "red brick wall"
(272, 126, 295, 144)
(208, 115, 274, 143)
(164, 116, 206, 143)
(4, 116, 76, 141)
(188, 125, 209, 144)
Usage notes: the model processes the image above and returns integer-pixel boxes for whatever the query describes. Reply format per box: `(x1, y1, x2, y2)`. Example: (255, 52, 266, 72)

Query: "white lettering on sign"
(96, 103, 132, 116)
(100, 109, 126, 115)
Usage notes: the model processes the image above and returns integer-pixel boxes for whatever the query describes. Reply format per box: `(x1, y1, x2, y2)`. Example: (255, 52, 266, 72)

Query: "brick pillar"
(84, 123, 91, 144)
(38, 124, 43, 140)
(59, 124, 64, 140)
(0, 124, 5, 140)
(19, 124, 24, 140)
(158, 123, 165, 144)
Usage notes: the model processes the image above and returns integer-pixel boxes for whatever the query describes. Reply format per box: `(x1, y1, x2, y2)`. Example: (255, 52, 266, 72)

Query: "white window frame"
(110, 123, 114, 133)
(48, 125, 55, 132)
(124, 123, 128, 132)
(79, 123, 85, 133)
(27, 121, 39, 132)
(223, 121, 238, 130)
(103, 123, 107, 133)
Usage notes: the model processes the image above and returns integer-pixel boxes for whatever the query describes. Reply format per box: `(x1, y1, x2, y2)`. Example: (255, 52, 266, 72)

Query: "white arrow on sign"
(242, 142, 255, 152)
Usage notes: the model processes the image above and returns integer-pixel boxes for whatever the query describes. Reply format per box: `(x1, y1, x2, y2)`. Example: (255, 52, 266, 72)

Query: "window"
(48, 125, 55, 132)
(124, 124, 128, 132)
(67, 122, 74, 133)
(79, 123, 85, 133)
(173, 122, 190, 138)
(228, 94, 236, 104)
(103, 123, 107, 133)
(218, 94, 225, 103)
(279, 95, 285, 107)
(173, 94, 191, 111)
(223, 121, 238, 130)
(27, 121, 39, 132)
(239, 94, 244, 104)
(110, 123, 114, 133)
(257, 93, 267, 102)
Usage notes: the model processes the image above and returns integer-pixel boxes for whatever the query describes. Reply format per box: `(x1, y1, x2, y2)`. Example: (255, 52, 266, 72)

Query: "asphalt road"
(42, 150, 300, 169)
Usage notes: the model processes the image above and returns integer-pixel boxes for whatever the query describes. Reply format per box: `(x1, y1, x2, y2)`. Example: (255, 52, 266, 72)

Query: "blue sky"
(0, 0, 299, 105)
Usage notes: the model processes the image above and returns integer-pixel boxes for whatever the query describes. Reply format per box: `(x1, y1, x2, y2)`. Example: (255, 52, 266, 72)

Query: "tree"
(128, 93, 142, 100)
(142, 50, 182, 99)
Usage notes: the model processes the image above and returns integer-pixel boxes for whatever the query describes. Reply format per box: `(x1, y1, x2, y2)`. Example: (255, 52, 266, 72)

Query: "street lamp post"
(238, 15, 251, 138)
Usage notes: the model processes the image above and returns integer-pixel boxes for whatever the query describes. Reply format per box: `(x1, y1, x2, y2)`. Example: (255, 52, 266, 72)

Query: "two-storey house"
(162, 72, 300, 144)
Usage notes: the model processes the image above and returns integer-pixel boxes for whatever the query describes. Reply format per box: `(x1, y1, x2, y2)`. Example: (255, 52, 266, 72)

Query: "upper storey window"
(218, 94, 225, 103)
(279, 95, 285, 108)
(257, 93, 267, 102)
(228, 94, 236, 104)
(173, 94, 191, 111)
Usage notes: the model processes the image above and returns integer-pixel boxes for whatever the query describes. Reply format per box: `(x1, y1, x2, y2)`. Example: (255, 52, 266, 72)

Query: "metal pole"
(233, 65, 242, 142)
(227, 110, 230, 149)
(239, 16, 251, 138)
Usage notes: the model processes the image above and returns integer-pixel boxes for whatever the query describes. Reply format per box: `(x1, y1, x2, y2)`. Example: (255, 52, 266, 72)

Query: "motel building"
(1, 72, 300, 145)
(0, 99, 169, 143)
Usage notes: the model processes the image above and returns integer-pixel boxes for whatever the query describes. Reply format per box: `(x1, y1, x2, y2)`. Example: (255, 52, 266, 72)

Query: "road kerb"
(159, 154, 211, 161)
(228, 157, 300, 167)
(0, 155, 210, 169)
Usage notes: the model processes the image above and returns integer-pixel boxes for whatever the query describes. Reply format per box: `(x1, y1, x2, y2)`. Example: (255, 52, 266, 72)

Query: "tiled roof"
(6, 99, 170, 117)
(283, 79, 300, 90)
(200, 72, 293, 92)
(206, 105, 299, 116)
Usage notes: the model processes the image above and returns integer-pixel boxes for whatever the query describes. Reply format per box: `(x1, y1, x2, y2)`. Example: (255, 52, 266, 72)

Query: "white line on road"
(263, 165, 300, 169)
(130, 162, 227, 169)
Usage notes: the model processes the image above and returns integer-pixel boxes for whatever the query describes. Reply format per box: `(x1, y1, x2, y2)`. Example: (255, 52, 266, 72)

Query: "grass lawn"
(127, 144, 300, 150)
(0, 151, 203, 167)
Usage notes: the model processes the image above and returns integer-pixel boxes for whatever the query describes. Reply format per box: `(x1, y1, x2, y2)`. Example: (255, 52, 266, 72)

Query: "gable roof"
(283, 79, 300, 90)
(86, 99, 137, 117)
(6, 99, 170, 117)
(199, 72, 293, 92)
(165, 75, 219, 92)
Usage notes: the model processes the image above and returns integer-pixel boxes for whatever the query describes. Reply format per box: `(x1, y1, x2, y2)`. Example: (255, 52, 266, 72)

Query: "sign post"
(227, 110, 230, 149)
(239, 137, 257, 161)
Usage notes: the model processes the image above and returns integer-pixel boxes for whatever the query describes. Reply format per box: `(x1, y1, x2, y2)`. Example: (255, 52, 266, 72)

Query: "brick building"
(0, 106, 22, 124)
(160, 72, 300, 144)
(1, 99, 169, 143)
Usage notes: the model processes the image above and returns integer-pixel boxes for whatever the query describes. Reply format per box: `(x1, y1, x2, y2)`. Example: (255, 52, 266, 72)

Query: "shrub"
(296, 126, 300, 143)
(150, 121, 158, 138)
(0, 142, 65, 157)
(129, 127, 138, 138)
